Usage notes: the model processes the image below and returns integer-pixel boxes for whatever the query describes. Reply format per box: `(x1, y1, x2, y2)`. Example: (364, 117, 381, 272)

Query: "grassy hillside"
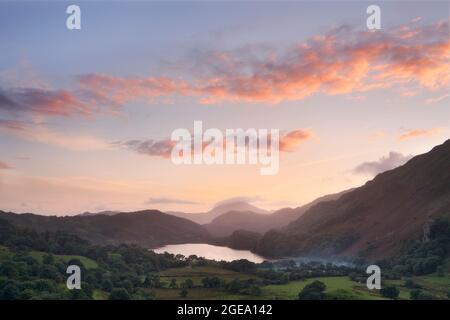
(29, 251, 98, 269)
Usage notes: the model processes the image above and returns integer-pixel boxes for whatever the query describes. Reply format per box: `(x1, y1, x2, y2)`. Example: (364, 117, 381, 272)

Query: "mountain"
(205, 211, 272, 237)
(256, 140, 450, 260)
(204, 190, 350, 237)
(0, 210, 211, 248)
(169, 201, 270, 225)
(78, 210, 120, 217)
(269, 189, 352, 228)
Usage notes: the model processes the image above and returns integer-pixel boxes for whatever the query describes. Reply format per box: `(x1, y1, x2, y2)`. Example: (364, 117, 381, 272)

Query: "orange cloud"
(2, 20, 447, 115)
(71, 20, 448, 106)
(398, 127, 443, 141)
(198, 21, 449, 103)
(78, 74, 192, 106)
(279, 130, 313, 152)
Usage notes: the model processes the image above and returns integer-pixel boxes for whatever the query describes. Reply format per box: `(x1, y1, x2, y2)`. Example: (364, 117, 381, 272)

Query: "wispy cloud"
(0, 161, 13, 170)
(369, 131, 386, 141)
(113, 139, 176, 158)
(146, 197, 200, 205)
(279, 130, 313, 152)
(424, 93, 449, 104)
(0, 119, 108, 151)
(0, 119, 27, 130)
(353, 152, 413, 175)
(398, 127, 443, 141)
(114, 129, 313, 159)
(212, 196, 262, 208)
(77, 74, 191, 106)
(0, 87, 92, 117)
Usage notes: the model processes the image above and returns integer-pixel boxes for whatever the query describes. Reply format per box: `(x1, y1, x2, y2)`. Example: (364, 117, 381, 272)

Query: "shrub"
(380, 285, 399, 299)
(109, 288, 131, 300)
(298, 281, 326, 300)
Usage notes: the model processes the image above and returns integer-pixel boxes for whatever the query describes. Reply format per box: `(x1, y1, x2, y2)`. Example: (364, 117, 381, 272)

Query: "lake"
(152, 243, 267, 263)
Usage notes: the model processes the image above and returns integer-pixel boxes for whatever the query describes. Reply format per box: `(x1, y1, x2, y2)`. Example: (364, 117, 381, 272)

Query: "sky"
(0, 1, 449, 215)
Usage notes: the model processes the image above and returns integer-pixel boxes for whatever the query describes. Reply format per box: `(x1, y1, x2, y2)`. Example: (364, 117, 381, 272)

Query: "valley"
(0, 140, 449, 300)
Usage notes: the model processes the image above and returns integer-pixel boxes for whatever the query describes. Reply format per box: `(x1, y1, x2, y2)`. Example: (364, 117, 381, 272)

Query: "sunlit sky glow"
(0, 1, 448, 215)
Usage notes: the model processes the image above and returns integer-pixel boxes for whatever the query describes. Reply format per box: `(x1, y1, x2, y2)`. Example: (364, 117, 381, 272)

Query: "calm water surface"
(152, 243, 267, 263)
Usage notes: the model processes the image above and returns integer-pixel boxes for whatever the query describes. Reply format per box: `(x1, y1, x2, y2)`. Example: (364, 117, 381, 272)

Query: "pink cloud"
(115, 129, 313, 159)
(2, 20, 447, 116)
(78, 74, 192, 106)
(0, 88, 91, 117)
(71, 20, 449, 106)
(424, 93, 449, 104)
(113, 139, 176, 158)
(398, 127, 443, 141)
(0, 161, 13, 170)
(0, 119, 27, 131)
(279, 130, 313, 152)
(0, 119, 108, 151)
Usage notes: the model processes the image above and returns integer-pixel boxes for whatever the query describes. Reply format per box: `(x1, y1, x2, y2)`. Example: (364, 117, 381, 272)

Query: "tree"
(0, 282, 20, 300)
(101, 279, 114, 292)
(82, 283, 94, 299)
(225, 259, 256, 273)
(249, 285, 262, 296)
(183, 279, 194, 289)
(380, 286, 399, 299)
(404, 279, 421, 289)
(410, 289, 434, 300)
(132, 289, 155, 300)
(143, 274, 162, 288)
(169, 279, 178, 289)
(0, 261, 19, 278)
(67, 259, 85, 270)
(109, 288, 131, 300)
(180, 288, 188, 298)
(43, 253, 55, 265)
(298, 281, 326, 300)
(39, 265, 62, 281)
(120, 280, 133, 291)
(202, 277, 221, 288)
(68, 289, 90, 300)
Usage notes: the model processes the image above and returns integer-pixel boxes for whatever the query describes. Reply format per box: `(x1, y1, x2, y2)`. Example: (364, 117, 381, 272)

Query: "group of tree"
(377, 219, 450, 277)
(0, 219, 186, 300)
(298, 281, 327, 300)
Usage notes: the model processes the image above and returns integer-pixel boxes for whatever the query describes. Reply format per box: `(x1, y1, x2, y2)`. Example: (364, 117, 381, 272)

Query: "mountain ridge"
(0, 209, 211, 248)
(255, 139, 450, 259)
(204, 190, 351, 236)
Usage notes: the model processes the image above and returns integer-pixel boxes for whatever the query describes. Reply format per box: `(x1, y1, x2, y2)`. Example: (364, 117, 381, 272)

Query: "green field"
(262, 277, 385, 300)
(150, 276, 387, 300)
(29, 251, 98, 269)
(384, 275, 450, 300)
(150, 266, 450, 300)
(159, 266, 259, 286)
